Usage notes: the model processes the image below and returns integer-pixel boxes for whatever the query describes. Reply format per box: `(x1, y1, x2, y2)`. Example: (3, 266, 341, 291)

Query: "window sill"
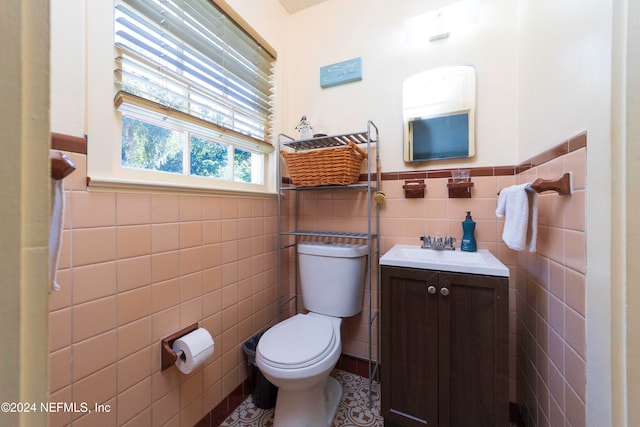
(87, 176, 277, 199)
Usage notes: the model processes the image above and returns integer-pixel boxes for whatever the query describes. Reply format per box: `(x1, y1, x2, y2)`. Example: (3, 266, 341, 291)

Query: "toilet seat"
(258, 314, 337, 369)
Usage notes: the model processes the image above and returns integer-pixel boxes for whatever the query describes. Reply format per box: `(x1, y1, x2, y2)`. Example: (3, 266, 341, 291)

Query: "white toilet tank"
(297, 242, 368, 317)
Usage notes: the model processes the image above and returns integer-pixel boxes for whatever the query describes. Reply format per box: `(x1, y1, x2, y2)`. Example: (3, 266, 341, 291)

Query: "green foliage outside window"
(190, 135, 228, 179)
(233, 149, 252, 183)
(121, 116, 183, 173)
(122, 115, 254, 183)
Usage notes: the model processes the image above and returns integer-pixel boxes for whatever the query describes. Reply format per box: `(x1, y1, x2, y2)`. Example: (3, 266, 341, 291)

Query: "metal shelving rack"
(276, 120, 380, 406)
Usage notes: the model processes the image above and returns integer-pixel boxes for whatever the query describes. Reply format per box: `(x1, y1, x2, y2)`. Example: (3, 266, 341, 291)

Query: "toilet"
(256, 242, 368, 427)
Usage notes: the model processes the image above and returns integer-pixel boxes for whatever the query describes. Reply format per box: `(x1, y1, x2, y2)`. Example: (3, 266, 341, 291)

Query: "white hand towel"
(495, 183, 538, 252)
(49, 178, 64, 292)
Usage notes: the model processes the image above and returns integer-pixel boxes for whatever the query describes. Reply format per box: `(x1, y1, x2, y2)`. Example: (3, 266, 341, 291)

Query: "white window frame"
(86, 0, 277, 195)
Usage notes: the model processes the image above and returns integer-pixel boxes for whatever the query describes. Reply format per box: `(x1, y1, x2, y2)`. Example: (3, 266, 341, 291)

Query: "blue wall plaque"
(320, 57, 362, 88)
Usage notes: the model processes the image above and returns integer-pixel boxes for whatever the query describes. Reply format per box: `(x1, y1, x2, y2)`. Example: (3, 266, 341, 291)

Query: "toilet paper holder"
(160, 323, 199, 371)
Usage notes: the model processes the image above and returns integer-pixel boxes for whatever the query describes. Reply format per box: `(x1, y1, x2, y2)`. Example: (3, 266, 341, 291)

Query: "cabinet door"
(381, 267, 439, 427)
(438, 272, 509, 427)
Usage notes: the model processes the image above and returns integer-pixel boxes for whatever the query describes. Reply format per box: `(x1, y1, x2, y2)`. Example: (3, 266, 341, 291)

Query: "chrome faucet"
(420, 235, 456, 250)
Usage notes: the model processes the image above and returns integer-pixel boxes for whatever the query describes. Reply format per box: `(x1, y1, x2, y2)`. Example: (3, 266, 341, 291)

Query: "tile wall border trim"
(51, 132, 87, 154)
(372, 130, 587, 182)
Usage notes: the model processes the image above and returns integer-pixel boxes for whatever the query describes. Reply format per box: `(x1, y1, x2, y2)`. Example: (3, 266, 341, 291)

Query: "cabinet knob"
(427, 285, 436, 295)
(440, 287, 450, 296)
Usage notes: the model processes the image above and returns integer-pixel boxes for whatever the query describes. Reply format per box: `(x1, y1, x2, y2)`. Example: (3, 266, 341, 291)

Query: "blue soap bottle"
(460, 211, 477, 252)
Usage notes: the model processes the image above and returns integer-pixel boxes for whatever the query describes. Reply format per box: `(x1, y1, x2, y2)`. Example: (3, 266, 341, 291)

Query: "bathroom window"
(112, 0, 275, 189)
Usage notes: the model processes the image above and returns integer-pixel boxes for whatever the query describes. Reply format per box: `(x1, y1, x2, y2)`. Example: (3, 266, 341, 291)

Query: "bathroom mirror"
(403, 65, 476, 162)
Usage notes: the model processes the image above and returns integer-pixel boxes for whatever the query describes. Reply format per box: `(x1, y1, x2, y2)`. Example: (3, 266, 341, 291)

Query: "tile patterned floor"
(219, 369, 382, 426)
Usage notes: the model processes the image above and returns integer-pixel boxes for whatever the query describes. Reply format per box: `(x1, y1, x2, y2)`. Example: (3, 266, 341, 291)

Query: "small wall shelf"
(447, 178, 474, 198)
(403, 179, 425, 198)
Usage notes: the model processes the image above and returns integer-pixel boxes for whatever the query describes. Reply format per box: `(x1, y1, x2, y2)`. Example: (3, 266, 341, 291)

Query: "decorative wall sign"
(320, 57, 362, 88)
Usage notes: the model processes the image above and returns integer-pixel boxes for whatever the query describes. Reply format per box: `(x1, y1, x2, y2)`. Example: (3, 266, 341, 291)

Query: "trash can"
(242, 330, 278, 409)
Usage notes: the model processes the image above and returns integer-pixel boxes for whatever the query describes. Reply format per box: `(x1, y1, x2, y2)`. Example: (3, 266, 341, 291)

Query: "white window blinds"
(114, 0, 275, 152)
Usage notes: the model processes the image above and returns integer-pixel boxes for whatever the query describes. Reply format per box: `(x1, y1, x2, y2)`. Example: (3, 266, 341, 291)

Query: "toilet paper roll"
(172, 328, 215, 374)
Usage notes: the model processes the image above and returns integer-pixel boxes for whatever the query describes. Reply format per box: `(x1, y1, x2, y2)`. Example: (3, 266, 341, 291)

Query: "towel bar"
(51, 151, 77, 180)
(498, 172, 572, 196)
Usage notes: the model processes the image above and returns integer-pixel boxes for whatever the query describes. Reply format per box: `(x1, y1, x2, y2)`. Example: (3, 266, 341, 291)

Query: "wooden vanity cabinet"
(381, 266, 509, 427)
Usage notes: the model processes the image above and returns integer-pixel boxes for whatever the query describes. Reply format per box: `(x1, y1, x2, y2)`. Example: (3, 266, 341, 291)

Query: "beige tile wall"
(49, 145, 586, 426)
(515, 148, 586, 427)
(48, 152, 280, 427)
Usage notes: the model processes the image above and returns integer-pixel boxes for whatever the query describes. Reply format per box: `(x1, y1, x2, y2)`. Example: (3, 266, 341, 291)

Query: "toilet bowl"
(257, 313, 342, 427)
(256, 242, 368, 427)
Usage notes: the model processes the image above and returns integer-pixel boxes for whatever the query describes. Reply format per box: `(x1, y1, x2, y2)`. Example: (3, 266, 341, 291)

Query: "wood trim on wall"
(370, 130, 587, 182)
(51, 132, 87, 154)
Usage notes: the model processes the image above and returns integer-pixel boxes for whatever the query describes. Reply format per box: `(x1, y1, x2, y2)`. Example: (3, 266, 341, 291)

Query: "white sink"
(380, 244, 509, 277)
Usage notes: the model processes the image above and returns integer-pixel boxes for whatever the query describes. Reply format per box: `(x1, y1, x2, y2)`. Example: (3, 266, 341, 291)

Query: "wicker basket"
(281, 141, 367, 187)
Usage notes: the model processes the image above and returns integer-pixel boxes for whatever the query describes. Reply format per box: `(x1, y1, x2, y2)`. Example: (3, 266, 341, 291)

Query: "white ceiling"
(278, 0, 328, 14)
